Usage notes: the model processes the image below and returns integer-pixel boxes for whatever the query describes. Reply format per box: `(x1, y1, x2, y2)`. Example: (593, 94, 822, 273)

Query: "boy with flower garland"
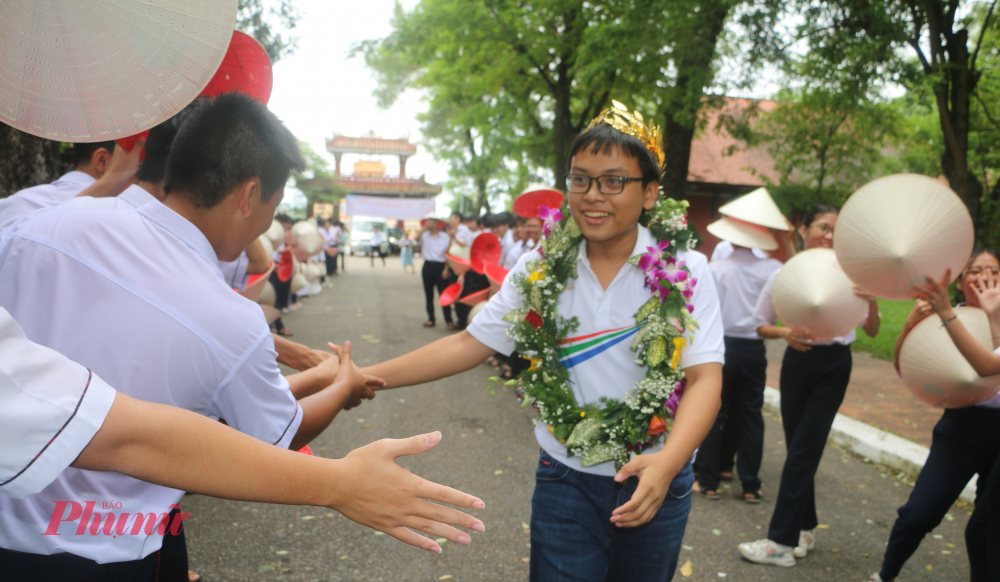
(363, 103, 724, 581)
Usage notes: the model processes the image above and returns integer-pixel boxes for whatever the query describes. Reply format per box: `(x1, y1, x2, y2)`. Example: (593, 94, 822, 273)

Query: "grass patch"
(851, 298, 915, 361)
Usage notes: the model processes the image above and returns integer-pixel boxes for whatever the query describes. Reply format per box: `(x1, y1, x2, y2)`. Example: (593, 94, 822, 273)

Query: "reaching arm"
(74, 395, 484, 552)
(854, 287, 881, 338)
(245, 238, 271, 276)
(273, 334, 334, 372)
(894, 300, 933, 372)
(362, 330, 495, 389)
(75, 140, 145, 199)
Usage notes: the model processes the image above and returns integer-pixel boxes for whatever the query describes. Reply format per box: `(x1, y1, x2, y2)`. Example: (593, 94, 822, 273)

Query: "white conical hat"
(834, 174, 974, 300)
(446, 241, 472, 275)
(259, 304, 280, 325)
(0, 1, 237, 141)
(291, 272, 307, 295)
(258, 234, 274, 260)
(239, 263, 273, 303)
(772, 248, 868, 340)
(469, 301, 487, 323)
(718, 188, 789, 231)
(265, 220, 286, 248)
(900, 306, 1000, 408)
(706, 217, 778, 251)
(258, 280, 275, 307)
(291, 221, 324, 256)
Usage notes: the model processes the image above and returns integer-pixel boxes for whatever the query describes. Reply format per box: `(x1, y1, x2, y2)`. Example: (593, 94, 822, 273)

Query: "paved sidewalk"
(765, 340, 943, 447)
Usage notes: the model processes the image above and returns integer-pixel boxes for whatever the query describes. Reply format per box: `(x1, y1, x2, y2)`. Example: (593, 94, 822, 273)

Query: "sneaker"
(867, 574, 884, 582)
(793, 529, 815, 558)
(738, 539, 796, 567)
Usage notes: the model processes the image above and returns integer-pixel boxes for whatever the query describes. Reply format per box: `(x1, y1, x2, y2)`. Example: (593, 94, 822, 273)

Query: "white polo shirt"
(710, 249, 783, 339)
(0, 308, 116, 500)
(60, 183, 158, 210)
(0, 203, 302, 562)
(0, 171, 96, 231)
(468, 225, 725, 476)
(710, 240, 770, 261)
(419, 231, 450, 262)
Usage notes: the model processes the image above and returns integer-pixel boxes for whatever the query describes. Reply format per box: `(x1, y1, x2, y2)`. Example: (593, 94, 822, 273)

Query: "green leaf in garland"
(503, 308, 529, 324)
(636, 297, 660, 323)
(553, 423, 572, 441)
(564, 215, 582, 238)
(530, 285, 543, 312)
(581, 442, 626, 467)
(647, 335, 667, 367)
(565, 417, 604, 448)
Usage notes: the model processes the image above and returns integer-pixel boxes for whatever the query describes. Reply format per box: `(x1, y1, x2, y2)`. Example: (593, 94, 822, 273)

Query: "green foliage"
(237, 0, 300, 62)
(851, 298, 915, 362)
(292, 142, 346, 216)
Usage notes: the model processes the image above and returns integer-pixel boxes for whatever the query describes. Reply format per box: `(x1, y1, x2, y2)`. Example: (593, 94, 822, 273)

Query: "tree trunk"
(0, 126, 63, 199)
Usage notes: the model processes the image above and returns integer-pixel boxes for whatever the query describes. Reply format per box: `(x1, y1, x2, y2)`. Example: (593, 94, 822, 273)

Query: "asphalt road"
(183, 256, 972, 581)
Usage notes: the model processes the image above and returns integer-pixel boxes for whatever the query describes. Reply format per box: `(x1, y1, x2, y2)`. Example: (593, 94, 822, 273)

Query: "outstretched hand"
(972, 268, 1000, 316)
(609, 453, 677, 528)
(913, 269, 953, 315)
(903, 299, 934, 331)
(329, 341, 383, 410)
(330, 432, 486, 552)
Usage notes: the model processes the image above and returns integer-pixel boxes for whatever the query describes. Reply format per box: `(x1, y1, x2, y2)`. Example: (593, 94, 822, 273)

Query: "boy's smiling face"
(568, 146, 658, 248)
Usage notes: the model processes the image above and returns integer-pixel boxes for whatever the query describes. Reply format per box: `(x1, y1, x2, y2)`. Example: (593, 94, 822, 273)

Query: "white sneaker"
(738, 539, 796, 567)
(793, 529, 815, 558)
(867, 574, 884, 582)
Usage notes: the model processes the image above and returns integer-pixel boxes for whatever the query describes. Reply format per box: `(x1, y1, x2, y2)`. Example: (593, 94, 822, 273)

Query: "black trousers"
(878, 406, 1000, 581)
(369, 245, 386, 266)
(324, 248, 338, 275)
(985, 448, 1000, 580)
(455, 272, 490, 328)
(268, 269, 292, 310)
(696, 337, 767, 493)
(767, 344, 852, 547)
(421, 260, 452, 324)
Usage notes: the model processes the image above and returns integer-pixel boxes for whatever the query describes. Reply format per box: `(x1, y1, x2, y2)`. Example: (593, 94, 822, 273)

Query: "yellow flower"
(527, 266, 547, 283)
(670, 337, 687, 370)
(547, 425, 555, 434)
(525, 356, 543, 371)
(580, 411, 587, 418)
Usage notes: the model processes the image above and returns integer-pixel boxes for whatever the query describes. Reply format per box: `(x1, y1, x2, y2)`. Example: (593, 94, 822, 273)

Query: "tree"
(237, 0, 300, 62)
(292, 143, 347, 218)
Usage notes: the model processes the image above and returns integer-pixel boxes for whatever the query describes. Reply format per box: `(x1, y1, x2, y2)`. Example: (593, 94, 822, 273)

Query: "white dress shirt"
(0, 203, 302, 562)
(710, 249, 783, 339)
(370, 231, 385, 246)
(419, 231, 450, 262)
(711, 240, 770, 261)
(0, 308, 116, 500)
(753, 268, 864, 345)
(454, 224, 473, 246)
(219, 252, 251, 291)
(0, 171, 96, 231)
(500, 229, 515, 265)
(60, 184, 158, 210)
(502, 239, 525, 270)
(468, 225, 725, 476)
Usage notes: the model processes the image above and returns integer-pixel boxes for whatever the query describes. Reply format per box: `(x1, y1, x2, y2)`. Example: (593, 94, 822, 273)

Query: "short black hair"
(802, 204, 838, 228)
(137, 104, 198, 185)
(73, 141, 117, 167)
(276, 213, 293, 224)
(567, 123, 661, 186)
(451, 211, 463, 219)
(164, 93, 304, 209)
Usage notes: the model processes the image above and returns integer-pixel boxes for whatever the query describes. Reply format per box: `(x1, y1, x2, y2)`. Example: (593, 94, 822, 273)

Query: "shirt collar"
(119, 185, 158, 208)
(136, 201, 223, 277)
(577, 224, 656, 266)
(53, 171, 96, 188)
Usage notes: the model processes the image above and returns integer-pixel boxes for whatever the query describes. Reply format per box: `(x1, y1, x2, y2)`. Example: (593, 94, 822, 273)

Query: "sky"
(267, 0, 452, 213)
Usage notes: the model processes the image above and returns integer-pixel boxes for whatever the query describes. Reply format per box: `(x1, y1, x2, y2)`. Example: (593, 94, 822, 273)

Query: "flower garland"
(500, 198, 699, 470)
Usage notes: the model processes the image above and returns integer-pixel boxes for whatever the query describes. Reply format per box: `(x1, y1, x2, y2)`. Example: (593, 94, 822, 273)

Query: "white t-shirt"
(0, 307, 116, 500)
(468, 225, 725, 476)
(370, 231, 385, 246)
(503, 239, 525, 270)
(419, 231, 450, 262)
(60, 184, 158, 210)
(710, 249, 783, 339)
(711, 240, 770, 261)
(0, 171, 96, 231)
(0, 203, 302, 562)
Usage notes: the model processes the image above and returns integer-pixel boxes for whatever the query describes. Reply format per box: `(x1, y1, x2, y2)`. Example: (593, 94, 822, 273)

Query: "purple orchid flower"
(538, 206, 564, 238)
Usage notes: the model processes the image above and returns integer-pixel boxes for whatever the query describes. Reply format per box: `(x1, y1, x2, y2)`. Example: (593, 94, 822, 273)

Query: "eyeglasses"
(965, 267, 1000, 276)
(810, 223, 834, 235)
(565, 174, 644, 195)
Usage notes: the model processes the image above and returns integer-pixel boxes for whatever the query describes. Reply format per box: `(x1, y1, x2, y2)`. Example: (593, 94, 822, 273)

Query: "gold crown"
(585, 100, 665, 169)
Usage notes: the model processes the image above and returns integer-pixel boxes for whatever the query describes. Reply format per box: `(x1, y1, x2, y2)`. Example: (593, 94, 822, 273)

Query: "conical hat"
(706, 217, 778, 251)
(446, 241, 472, 275)
(258, 234, 274, 260)
(258, 280, 275, 307)
(485, 264, 509, 293)
(900, 306, 1000, 408)
(470, 233, 502, 274)
(291, 221, 324, 257)
(265, 220, 286, 248)
(718, 188, 789, 230)
(0, 1, 237, 141)
(458, 288, 490, 306)
(439, 282, 463, 306)
(835, 174, 974, 300)
(259, 304, 280, 325)
(276, 250, 294, 282)
(513, 186, 564, 218)
(772, 248, 868, 340)
(238, 262, 273, 302)
(290, 272, 307, 295)
(200, 31, 273, 104)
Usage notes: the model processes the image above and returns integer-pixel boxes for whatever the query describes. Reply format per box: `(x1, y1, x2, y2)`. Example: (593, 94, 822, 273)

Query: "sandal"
(423, 320, 435, 328)
(446, 322, 457, 330)
(743, 490, 763, 504)
(698, 489, 721, 500)
(720, 472, 733, 481)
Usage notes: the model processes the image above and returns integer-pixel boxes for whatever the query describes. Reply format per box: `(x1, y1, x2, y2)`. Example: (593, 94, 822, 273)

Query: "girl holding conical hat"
(866, 250, 1000, 582)
(739, 204, 881, 567)
(361, 101, 726, 580)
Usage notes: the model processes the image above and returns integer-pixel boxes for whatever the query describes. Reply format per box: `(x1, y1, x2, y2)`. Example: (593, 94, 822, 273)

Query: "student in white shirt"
(694, 235, 783, 502)
(502, 216, 528, 270)
(369, 225, 387, 267)
(418, 218, 455, 328)
(0, 306, 484, 560)
(739, 205, 881, 567)
(448, 211, 473, 247)
(363, 119, 725, 581)
(0, 94, 442, 577)
(0, 141, 118, 231)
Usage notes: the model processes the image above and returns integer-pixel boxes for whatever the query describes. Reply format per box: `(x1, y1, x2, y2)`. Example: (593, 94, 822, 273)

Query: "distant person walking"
(399, 232, 416, 274)
(418, 218, 454, 329)
(369, 225, 386, 267)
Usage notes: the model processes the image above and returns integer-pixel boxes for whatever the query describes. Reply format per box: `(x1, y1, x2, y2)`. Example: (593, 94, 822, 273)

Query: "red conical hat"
(458, 288, 490, 306)
(513, 186, 565, 218)
(276, 250, 294, 282)
(446, 241, 472, 275)
(200, 31, 273, 104)
(470, 233, 502, 273)
(484, 264, 509, 293)
(439, 282, 463, 306)
(421, 217, 446, 229)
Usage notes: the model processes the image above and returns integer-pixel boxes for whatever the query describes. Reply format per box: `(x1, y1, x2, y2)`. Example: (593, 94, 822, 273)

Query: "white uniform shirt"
(454, 224, 473, 246)
(503, 239, 525, 270)
(710, 249, 783, 339)
(370, 231, 385, 246)
(60, 184, 158, 210)
(0, 171, 96, 231)
(219, 251, 251, 291)
(419, 231, 450, 262)
(753, 268, 865, 345)
(711, 240, 770, 261)
(0, 308, 116, 500)
(468, 225, 725, 476)
(0, 203, 302, 562)
(500, 229, 515, 264)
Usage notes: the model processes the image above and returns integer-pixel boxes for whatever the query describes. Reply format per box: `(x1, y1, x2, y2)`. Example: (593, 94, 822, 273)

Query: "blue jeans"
(530, 450, 695, 582)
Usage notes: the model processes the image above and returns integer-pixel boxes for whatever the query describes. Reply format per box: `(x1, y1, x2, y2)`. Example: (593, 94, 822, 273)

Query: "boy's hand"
(329, 341, 383, 410)
(609, 453, 679, 528)
(329, 432, 486, 552)
(914, 269, 954, 317)
(973, 268, 1000, 316)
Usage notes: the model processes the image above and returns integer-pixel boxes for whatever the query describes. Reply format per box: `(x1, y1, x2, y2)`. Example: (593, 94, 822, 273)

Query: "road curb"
(763, 386, 976, 502)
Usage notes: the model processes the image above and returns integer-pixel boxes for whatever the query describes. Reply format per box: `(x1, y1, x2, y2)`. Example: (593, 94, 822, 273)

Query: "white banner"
(345, 195, 437, 220)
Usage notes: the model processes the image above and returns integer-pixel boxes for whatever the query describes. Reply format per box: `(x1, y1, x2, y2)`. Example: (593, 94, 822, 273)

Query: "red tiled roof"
(687, 98, 780, 187)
